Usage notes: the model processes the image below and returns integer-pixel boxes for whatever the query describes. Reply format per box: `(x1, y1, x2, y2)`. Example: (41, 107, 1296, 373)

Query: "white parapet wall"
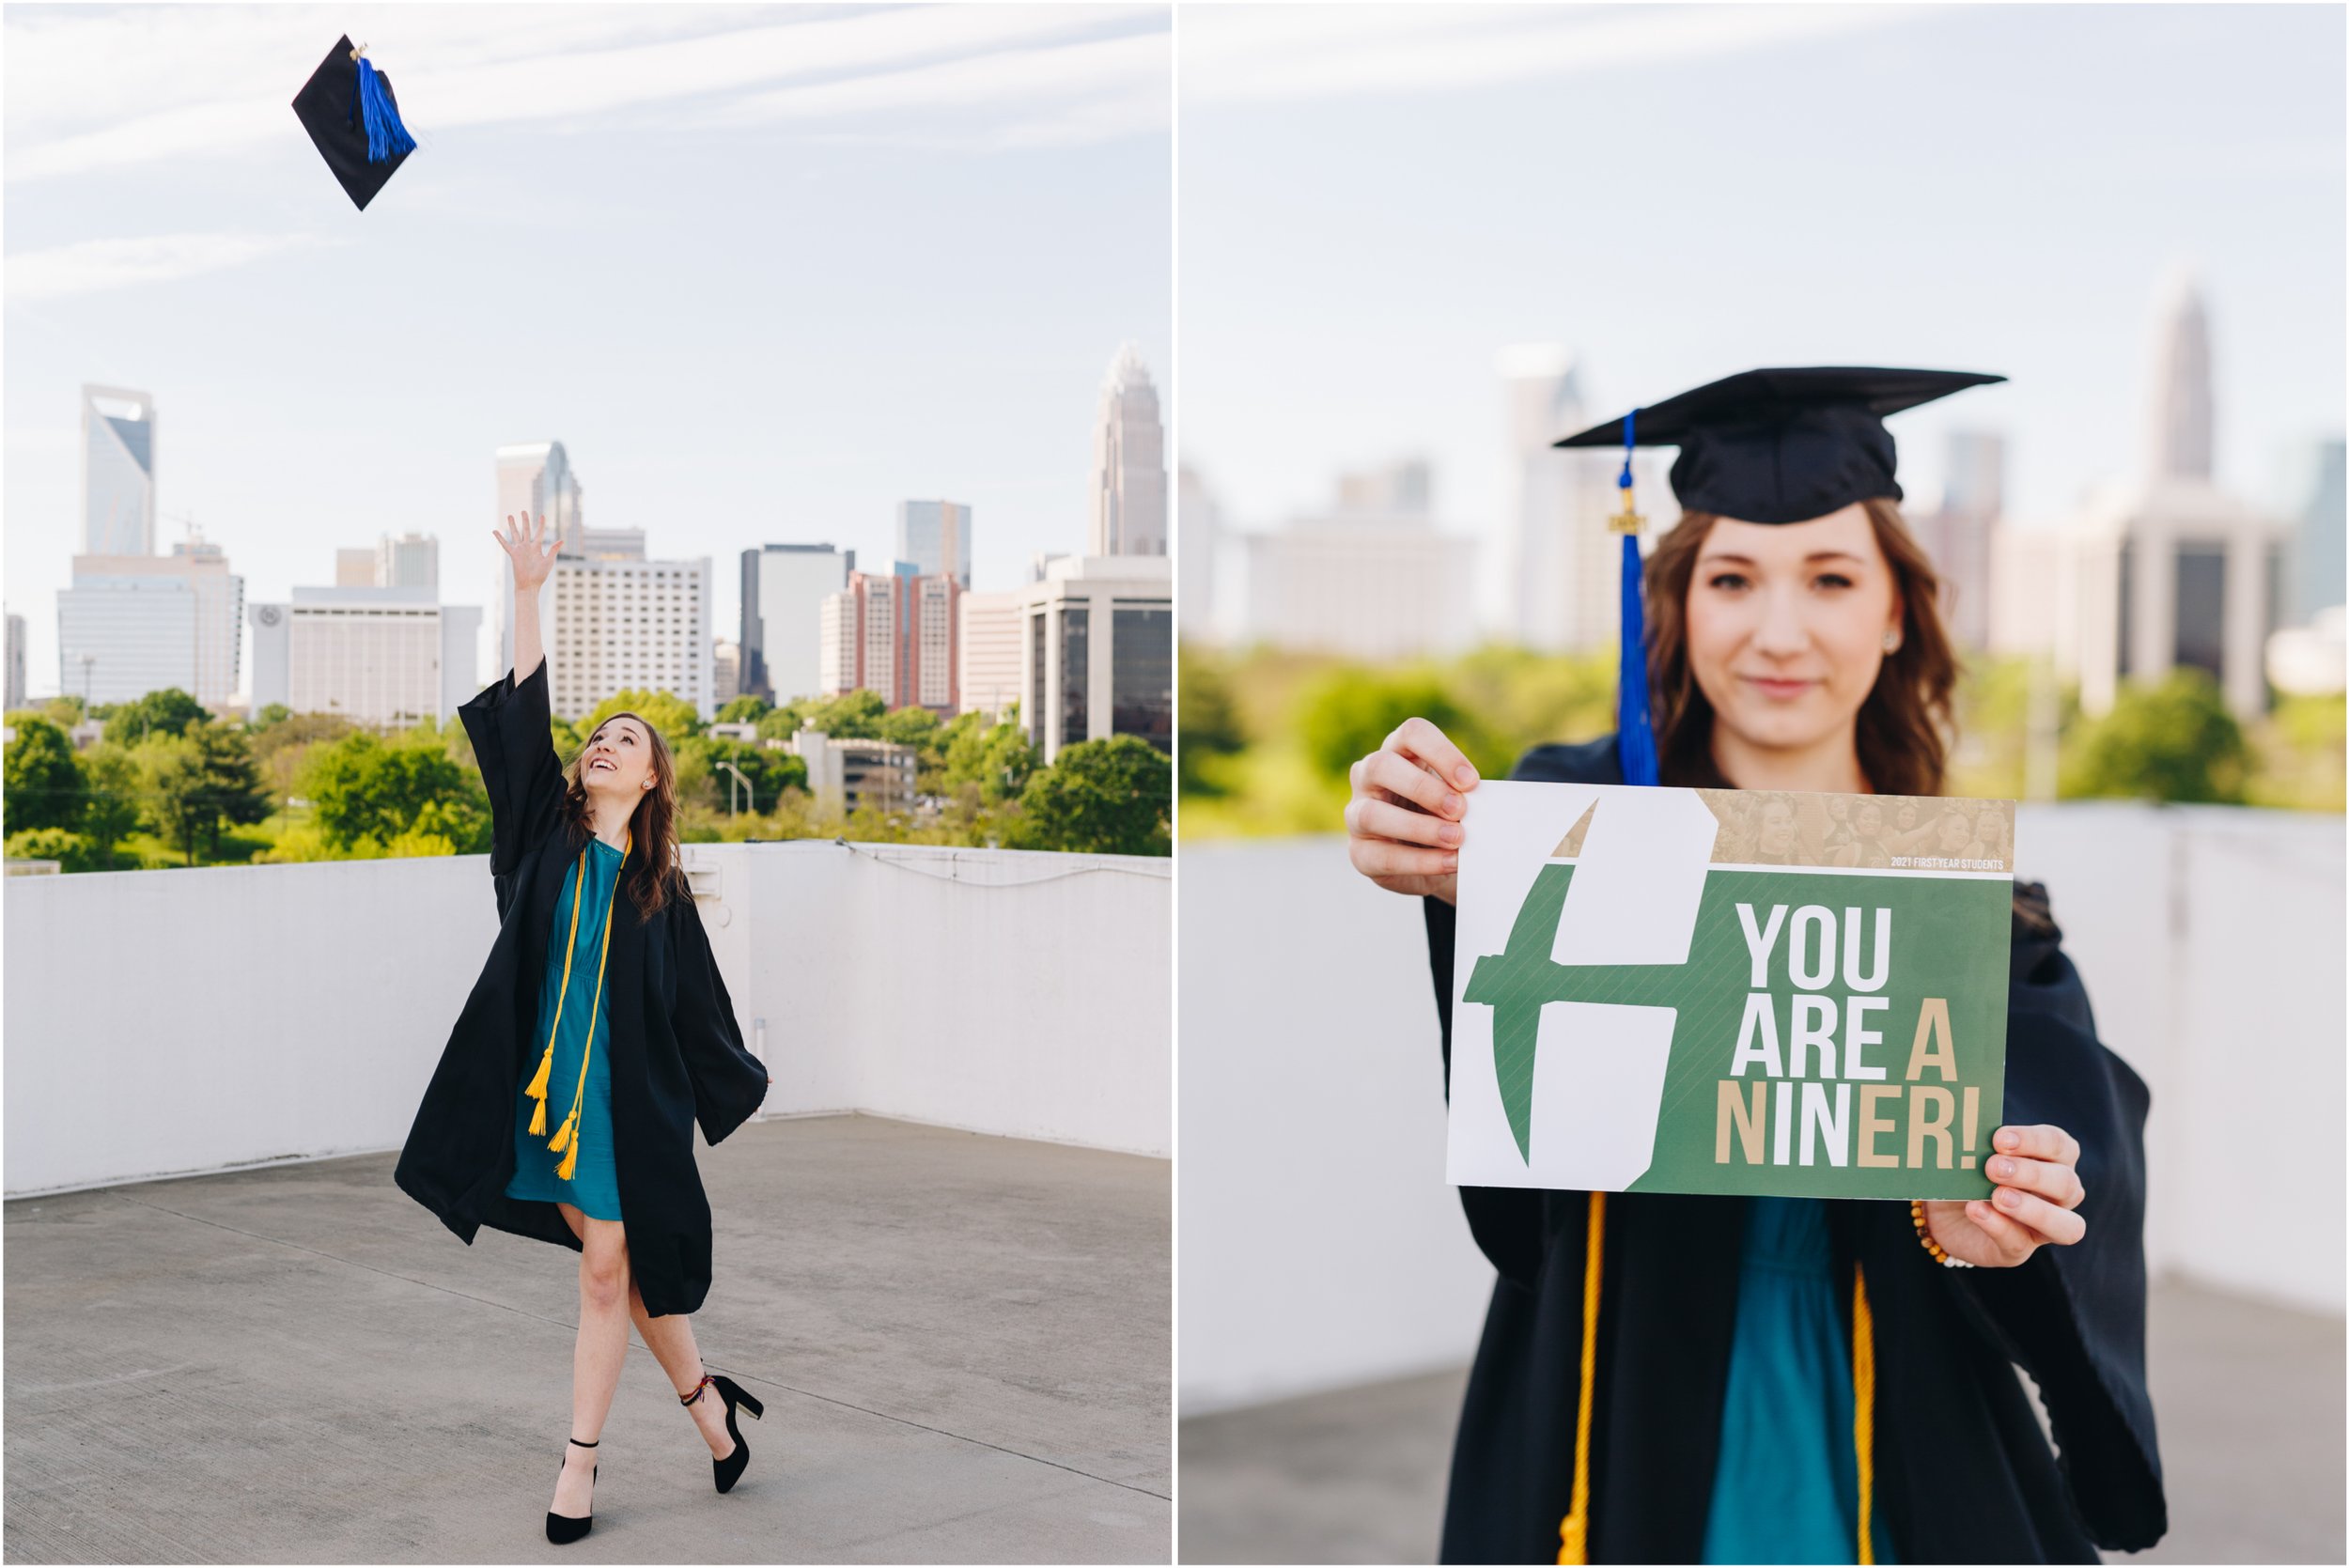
(4, 841, 1169, 1198)
(1179, 805, 2344, 1417)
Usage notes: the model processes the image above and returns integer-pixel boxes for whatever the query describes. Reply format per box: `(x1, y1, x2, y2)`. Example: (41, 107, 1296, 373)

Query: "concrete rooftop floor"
(1180, 1278, 2343, 1565)
(6, 1114, 1169, 1564)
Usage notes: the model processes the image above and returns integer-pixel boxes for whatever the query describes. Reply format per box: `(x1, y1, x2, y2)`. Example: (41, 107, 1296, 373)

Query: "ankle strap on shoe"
(568, 1436, 599, 1448)
(680, 1373, 715, 1406)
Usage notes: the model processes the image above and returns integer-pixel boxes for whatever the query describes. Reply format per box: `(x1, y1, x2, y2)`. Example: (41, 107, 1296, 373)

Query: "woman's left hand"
(1921, 1123, 2087, 1266)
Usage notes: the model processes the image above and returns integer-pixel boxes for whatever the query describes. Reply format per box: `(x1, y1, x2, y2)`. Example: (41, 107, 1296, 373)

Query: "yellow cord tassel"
(1555, 1190, 1607, 1565)
(526, 827, 628, 1186)
(1853, 1263, 1877, 1565)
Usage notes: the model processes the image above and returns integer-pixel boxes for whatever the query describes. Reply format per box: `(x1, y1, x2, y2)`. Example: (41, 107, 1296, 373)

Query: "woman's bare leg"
(626, 1279, 737, 1458)
(549, 1203, 736, 1460)
(551, 1202, 630, 1519)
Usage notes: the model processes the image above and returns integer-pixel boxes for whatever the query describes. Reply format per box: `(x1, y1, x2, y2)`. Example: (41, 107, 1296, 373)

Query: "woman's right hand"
(493, 511, 559, 594)
(1345, 717, 1480, 905)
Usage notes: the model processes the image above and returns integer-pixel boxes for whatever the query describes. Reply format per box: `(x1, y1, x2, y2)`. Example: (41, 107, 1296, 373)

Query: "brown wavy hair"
(1641, 496, 1959, 798)
(554, 711, 689, 922)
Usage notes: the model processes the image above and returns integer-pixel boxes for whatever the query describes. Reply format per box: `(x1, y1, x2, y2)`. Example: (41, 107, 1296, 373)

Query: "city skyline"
(4, 5, 1171, 700)
(1180, 4, 2345, 639)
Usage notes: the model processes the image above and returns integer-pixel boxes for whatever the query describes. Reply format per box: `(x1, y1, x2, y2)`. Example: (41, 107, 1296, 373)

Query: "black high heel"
(545, 1436, 598, 1545)
(682, 1372, 765, 1494)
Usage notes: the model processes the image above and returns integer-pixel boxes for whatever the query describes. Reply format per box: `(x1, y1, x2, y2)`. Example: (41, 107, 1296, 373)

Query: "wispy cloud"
(1182, 3, 1933, 102)
(5, 4, 1168, 182)
(710, 30, 1169, 143)
(4, 232, 336, 301)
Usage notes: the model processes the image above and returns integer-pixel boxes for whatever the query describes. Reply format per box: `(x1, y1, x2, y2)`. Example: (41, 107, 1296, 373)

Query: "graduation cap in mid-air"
(1548, 365, 2005, 790)
(291, 35, 418, 210)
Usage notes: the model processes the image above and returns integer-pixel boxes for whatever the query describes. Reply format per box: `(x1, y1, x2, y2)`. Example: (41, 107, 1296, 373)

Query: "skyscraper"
(1912, 431, 2004, 650)
(958, 590, 1022, 721)
(1500, 346, 1669, 653)
(379, 533, 440, 591)
(541, 551, 717, 722)
(56, 537, 243, 711)
(82, 385, 156, 556)
(492, 442, 585, 671)
(1089, 343, 1168, 556)
(1241, 460, 1478, 661)
(819, 570, 961, 716)
(248, 587, 477, 726)
(2289, 437, 2346, 623)
(2147, 265, 2213, 480)
(896, 502, 972, 588)
(6, 612, 26, 710)
(1016, 555, 1173, 762)
(1177, 464, 1222, 642)
(741, 543, 853, 704)
(2058, 271, 2288, 718)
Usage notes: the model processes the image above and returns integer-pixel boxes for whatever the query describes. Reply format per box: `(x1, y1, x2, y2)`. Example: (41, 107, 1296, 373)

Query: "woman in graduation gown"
(393, 511, 774, 1542)
(1343, 369, 2166, 1564)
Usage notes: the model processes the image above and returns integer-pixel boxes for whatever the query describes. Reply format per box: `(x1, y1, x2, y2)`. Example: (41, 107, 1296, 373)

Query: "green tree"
(770, 688, 887, 740)
(101, 688, 210, 747)
(699, 740, 807, 814)
(187, 721, 275, 859)
(5, 827, 96, 872)
(1295, 665, 1509, 786)
(716, 694, 771, 724)
(938, 708, 1036, 804)
(77, 742, 144, 867)
(2061, 669, 2249, 804)
(135, 734, 211, 865)
(877, 705, 942, 752)
(297, 732, 481, 851)
(1177, 649, 1246, 798)
(3, 716, 85, 836)
(250, 703, 294, 730)
(1015, 735, 1171, 856)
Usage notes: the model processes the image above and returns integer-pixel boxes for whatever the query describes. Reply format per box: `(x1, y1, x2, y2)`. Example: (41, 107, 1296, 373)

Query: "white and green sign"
(1447, 782, 2015, 1200)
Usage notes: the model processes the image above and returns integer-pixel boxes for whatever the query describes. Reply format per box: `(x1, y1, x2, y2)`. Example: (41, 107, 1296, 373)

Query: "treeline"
(4, 683, 1170, 872)
(1178, 643, 2346, 839)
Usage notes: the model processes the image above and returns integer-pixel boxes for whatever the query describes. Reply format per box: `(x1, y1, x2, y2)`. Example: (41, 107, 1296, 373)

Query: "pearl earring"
(1883, 629, 1903, 654)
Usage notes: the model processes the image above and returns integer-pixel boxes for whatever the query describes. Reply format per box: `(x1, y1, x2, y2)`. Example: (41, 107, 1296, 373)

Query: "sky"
(1179, 3, 2347, 634)
(4, 3, 1172, 700)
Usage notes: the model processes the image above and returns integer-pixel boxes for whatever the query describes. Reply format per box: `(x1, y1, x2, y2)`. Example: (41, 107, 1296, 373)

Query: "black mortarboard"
(1554, 366, 2005, 524)
(291, 37, 418, 211)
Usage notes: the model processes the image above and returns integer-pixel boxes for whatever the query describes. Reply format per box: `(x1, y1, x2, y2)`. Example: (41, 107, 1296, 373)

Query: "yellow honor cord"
(1853, 1262, 1876, 1564)
(533, 827, 630, 1182)
(1556, 1189, 1607, 1565)
(1549, 1206, 1880, 1566)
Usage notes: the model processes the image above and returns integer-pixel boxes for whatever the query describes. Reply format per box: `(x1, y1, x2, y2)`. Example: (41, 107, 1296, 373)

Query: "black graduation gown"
(1421, 736, 2166, 1563)
(392, 660, 771, 1318)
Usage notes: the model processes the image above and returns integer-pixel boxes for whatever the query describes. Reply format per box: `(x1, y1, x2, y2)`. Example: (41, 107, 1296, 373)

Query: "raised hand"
(493, 511, 560, 594)
(1346, 716, 1481, 904)
(1921, 1123, 2088, 1267)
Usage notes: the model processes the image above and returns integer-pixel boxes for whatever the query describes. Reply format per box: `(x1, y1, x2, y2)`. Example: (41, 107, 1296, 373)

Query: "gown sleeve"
(1944, 886, 2168, 1550)
(670, 893, 771, 1146)
(456, 660, 567, 919)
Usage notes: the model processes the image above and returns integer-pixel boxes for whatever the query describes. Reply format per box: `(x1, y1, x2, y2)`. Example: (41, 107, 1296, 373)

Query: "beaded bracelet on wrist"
(1910, 1199, 1977, 1268)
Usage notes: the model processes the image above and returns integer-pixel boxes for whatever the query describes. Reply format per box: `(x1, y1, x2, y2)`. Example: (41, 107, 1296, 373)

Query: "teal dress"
(1703, 1197, 1897, 1564)
(504, 836, 626, 1221)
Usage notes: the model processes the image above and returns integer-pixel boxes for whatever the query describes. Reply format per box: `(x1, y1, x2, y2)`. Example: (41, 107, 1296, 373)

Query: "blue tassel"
(1613, 411, 1659, 788)
(1616, 530, 1658, 787)
(356, 57, 416, 163)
